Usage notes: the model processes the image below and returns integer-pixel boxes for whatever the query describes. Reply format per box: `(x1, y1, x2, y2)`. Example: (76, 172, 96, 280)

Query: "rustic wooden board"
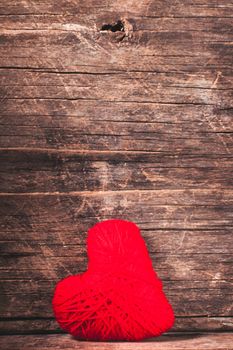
(0, 333, 233, 350)
(0, 0, 233, 337)
(1, 317, 233, 335)
(1, 150, 233, 193)
(0, 192, 232, 331)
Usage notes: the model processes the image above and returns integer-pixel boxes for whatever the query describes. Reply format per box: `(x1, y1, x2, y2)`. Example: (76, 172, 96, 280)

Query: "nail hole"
(101, 20, 124, 33)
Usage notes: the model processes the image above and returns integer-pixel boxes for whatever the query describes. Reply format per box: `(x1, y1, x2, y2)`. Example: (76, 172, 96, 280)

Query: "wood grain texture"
(1, 317, 233, 335)
(0, 0, 233, 337)
(0, 333, 233, 350)
(1, 150, 233, 193)
(0, 192, 232, 329)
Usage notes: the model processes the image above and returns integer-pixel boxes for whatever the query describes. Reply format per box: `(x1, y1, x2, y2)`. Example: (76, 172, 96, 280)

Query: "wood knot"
(101, 20, 124, 33)
(100, 18, 133, 42)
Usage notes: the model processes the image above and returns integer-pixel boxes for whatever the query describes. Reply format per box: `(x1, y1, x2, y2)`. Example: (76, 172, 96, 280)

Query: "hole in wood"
(101, 20, 124, 33)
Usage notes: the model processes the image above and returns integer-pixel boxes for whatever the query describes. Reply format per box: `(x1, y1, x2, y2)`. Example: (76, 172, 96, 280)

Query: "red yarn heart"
(52, 219, 174, 341)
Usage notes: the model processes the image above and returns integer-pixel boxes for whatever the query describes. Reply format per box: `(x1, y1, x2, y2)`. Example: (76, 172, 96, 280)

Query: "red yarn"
(52, 219, 174, 341)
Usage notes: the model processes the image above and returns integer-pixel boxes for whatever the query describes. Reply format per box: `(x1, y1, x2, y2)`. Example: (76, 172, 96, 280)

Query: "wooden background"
(0, 0, 233, 338)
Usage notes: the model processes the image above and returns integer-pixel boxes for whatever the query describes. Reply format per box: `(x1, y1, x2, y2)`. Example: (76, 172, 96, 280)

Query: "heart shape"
(52, 219, 174, 341)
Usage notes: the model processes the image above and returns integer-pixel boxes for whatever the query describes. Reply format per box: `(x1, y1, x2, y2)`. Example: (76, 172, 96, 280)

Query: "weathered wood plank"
(0, 192, 232, 320)
(1, 278, 232, 317)
(0, 71, 232, 107)
(0, 39, 232, 73)
(1, 125, 232, 152)
(0, 6, 232, 73)
(1, 189, 233, 221)
(1, 150, 233, 193)
(1, 317, 233, 334)
(0, 333, 233, 350)
(0, 82, 232, 151)
(0, 24, 232, 52)
(1, 229, 233, 255)
(1, 48, 232, 73)
(0, 1, 233, 17)
(1, 69, 233, 90)
(1, 277, 232, 297)
(1, 99, 231, 121)
(1, 250, 232, 281)
(0, 253, 232, 284)
(0, 110, 232, 152)
(0, 0, 232, 335)
(1, 16, 233, 34)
